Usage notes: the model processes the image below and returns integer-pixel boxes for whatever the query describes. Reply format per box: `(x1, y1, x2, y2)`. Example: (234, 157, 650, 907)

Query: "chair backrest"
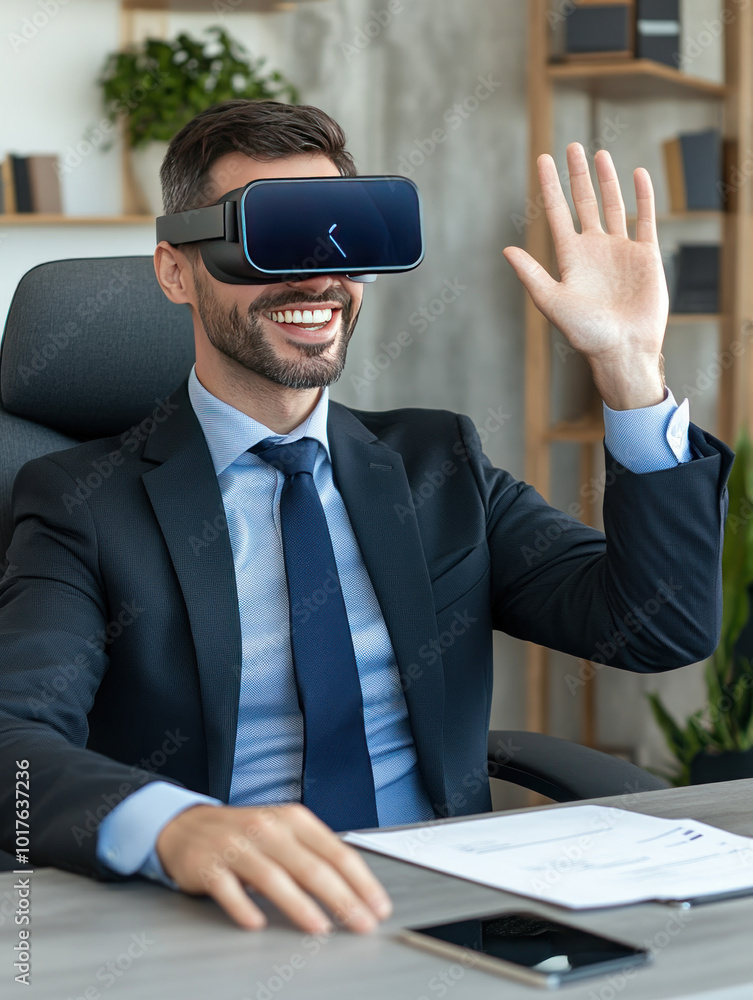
(0, 256, 195, 559)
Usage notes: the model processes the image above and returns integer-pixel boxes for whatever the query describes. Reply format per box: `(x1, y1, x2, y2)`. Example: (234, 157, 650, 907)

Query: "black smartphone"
(397, 910, 652, 989)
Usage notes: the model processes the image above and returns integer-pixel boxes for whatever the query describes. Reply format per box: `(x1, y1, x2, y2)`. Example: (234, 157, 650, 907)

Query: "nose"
(285, 273, 344, 295)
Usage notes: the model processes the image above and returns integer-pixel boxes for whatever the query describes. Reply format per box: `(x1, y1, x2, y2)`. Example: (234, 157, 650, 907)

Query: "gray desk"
(2, 780, 752, 1000)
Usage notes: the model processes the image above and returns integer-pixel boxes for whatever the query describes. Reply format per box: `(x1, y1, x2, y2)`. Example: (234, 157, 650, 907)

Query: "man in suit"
(0, 100, 733, 936)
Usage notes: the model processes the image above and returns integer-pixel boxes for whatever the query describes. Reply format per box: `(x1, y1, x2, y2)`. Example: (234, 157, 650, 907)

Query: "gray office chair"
(0, 257, 665, 870)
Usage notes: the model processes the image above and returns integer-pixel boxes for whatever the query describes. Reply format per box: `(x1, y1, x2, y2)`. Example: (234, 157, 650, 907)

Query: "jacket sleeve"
(0, 456, 181, 880)
(461, 416, 734, 671)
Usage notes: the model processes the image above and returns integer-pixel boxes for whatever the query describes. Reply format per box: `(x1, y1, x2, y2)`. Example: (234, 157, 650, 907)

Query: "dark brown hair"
(160, 99, 357, 217)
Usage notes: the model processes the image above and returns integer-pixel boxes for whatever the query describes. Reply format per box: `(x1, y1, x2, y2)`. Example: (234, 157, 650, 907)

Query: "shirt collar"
(187, 365, 331, 477)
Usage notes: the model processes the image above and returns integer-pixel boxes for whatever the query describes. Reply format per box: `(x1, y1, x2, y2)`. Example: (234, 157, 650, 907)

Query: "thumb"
(503, 247, 559, 321)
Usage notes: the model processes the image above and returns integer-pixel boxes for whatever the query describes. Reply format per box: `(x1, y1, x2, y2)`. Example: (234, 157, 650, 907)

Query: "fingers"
(529, 145, 655, 246)
(256, 842, 378, 934)
(565, 142, 603, 233)
(233, 850, 338, 934)
(286, 805, 393, 919)
(634, 166, 658, 244)
(503, 247, 559, 322)
(156, 802, 392, 935)
(537, 152, 578, 247)
(233, 806, 388, 934)
(205, 869, 269, 931)
(594, 149, 628, 238)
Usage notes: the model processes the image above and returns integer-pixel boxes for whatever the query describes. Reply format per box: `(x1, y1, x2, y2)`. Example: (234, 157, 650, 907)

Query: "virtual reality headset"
(155, 175, 424, 284)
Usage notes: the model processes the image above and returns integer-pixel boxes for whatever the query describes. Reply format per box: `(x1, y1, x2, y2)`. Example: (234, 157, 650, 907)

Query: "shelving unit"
(0, 1, 311, 224)
(121, 0, 305, 10)
(628, 212, 725, 223)
(116, 0, 321, 214)
(667, 314, 725, 325)
(548, 58, 728, 99)
(524, 0, 753, 746)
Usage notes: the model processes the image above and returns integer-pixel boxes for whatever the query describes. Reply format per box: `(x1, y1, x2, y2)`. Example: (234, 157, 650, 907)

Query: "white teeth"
(267, 307, 334, 327)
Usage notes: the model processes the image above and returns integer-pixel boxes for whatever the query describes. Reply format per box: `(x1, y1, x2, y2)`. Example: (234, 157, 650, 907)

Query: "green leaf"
(647, 692, 691, 759)
(94, 25, 298, 147)
(720, 429, 753, 659)
(646, 429, 753, 762)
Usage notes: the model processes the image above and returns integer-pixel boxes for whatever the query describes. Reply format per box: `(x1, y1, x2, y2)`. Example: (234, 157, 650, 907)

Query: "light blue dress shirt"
(603, 388, 692, 471)
(97, 373, 692, 883)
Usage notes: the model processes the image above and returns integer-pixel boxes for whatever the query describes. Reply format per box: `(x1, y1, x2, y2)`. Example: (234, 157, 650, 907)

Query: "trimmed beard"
(193, 270, 359, 390)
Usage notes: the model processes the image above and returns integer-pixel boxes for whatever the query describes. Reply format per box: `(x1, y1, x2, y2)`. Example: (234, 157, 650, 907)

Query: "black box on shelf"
(9, 155, 32, 213)
(565, 4, 633, 57)
(636, 0, 679, 20)
(672, 244, 721, 314)
(664, 129, 723, 212)
(681, 130, 722, 210)
(636, 0, 680, 67)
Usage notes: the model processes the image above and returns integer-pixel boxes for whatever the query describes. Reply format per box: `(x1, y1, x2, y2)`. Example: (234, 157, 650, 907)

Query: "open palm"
(504, 143, 668, 376)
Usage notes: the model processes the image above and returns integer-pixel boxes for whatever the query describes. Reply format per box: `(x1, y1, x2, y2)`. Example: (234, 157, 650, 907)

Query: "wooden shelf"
(548, 59, 727, 100)
(668, 313, 724, 325)
(628, 212, 725, 224)
(548, 417, 604, 444)
(0, 214, 153, 225)
(121, 0, 316, 9)
(524, 0, 753, 751)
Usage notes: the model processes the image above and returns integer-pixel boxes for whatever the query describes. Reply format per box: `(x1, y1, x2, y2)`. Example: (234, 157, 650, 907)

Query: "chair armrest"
(488, 730, 668, 803)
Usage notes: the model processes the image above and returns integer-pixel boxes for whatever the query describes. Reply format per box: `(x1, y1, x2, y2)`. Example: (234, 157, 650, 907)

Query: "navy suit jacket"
(0, 379, 734, 879)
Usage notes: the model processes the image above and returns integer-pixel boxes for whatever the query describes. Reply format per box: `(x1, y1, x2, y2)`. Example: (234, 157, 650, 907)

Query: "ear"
(154, 242, 195, 306)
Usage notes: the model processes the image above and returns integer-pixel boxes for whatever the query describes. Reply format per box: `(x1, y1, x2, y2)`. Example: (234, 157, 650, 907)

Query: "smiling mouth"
(266, 306, 334, 330)
(262, 305, 342, 344)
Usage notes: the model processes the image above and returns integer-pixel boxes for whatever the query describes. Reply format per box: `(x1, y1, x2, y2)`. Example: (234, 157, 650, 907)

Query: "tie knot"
(250, 437, 319, 477)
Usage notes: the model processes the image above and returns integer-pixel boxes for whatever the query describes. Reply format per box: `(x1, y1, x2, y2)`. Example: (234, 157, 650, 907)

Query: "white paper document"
(344, 805, 753, 909)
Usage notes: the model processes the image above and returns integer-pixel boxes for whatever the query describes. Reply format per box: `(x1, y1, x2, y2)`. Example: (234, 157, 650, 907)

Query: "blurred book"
(663, 129, 723, 212)
(27, 155, 62, 213)
(636, 0, 680, 67)
(10, 155, 32, 213)
(672, 244, 721, 314)
(564, 1, 635, 60)
(0, 157, 14, 213)
(0, 154, 62, 214)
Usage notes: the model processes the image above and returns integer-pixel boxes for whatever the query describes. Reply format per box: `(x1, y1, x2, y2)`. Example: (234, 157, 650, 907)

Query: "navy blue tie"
(251, 437, 379, 831)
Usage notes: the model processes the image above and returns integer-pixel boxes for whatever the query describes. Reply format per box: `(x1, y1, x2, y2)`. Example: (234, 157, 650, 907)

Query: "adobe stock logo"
(7, 0, 70, 52)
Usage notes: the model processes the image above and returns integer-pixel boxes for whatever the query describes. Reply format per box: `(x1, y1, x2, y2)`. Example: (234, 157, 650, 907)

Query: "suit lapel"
(141, 381, 242, 802)
(327, 402, 448, 814)
(137, 383, 448, 813)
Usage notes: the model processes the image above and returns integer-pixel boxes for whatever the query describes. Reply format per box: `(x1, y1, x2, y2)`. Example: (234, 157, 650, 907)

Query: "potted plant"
(648, 428, 753, 785)
(97, 25, 298, 213)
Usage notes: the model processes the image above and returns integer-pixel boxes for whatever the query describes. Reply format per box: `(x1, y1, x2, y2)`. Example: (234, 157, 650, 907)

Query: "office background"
(0, 0, 729, 801)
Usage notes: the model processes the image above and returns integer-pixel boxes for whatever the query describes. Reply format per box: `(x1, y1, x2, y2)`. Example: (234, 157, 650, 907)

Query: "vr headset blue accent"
(155, 175, 425, 285)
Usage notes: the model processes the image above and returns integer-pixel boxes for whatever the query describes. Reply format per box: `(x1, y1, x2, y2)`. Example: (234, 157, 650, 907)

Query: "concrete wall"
(0, 0, 730, 799)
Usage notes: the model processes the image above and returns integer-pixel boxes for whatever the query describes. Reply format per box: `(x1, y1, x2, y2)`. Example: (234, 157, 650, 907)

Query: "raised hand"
(503, 142, 668, 411)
